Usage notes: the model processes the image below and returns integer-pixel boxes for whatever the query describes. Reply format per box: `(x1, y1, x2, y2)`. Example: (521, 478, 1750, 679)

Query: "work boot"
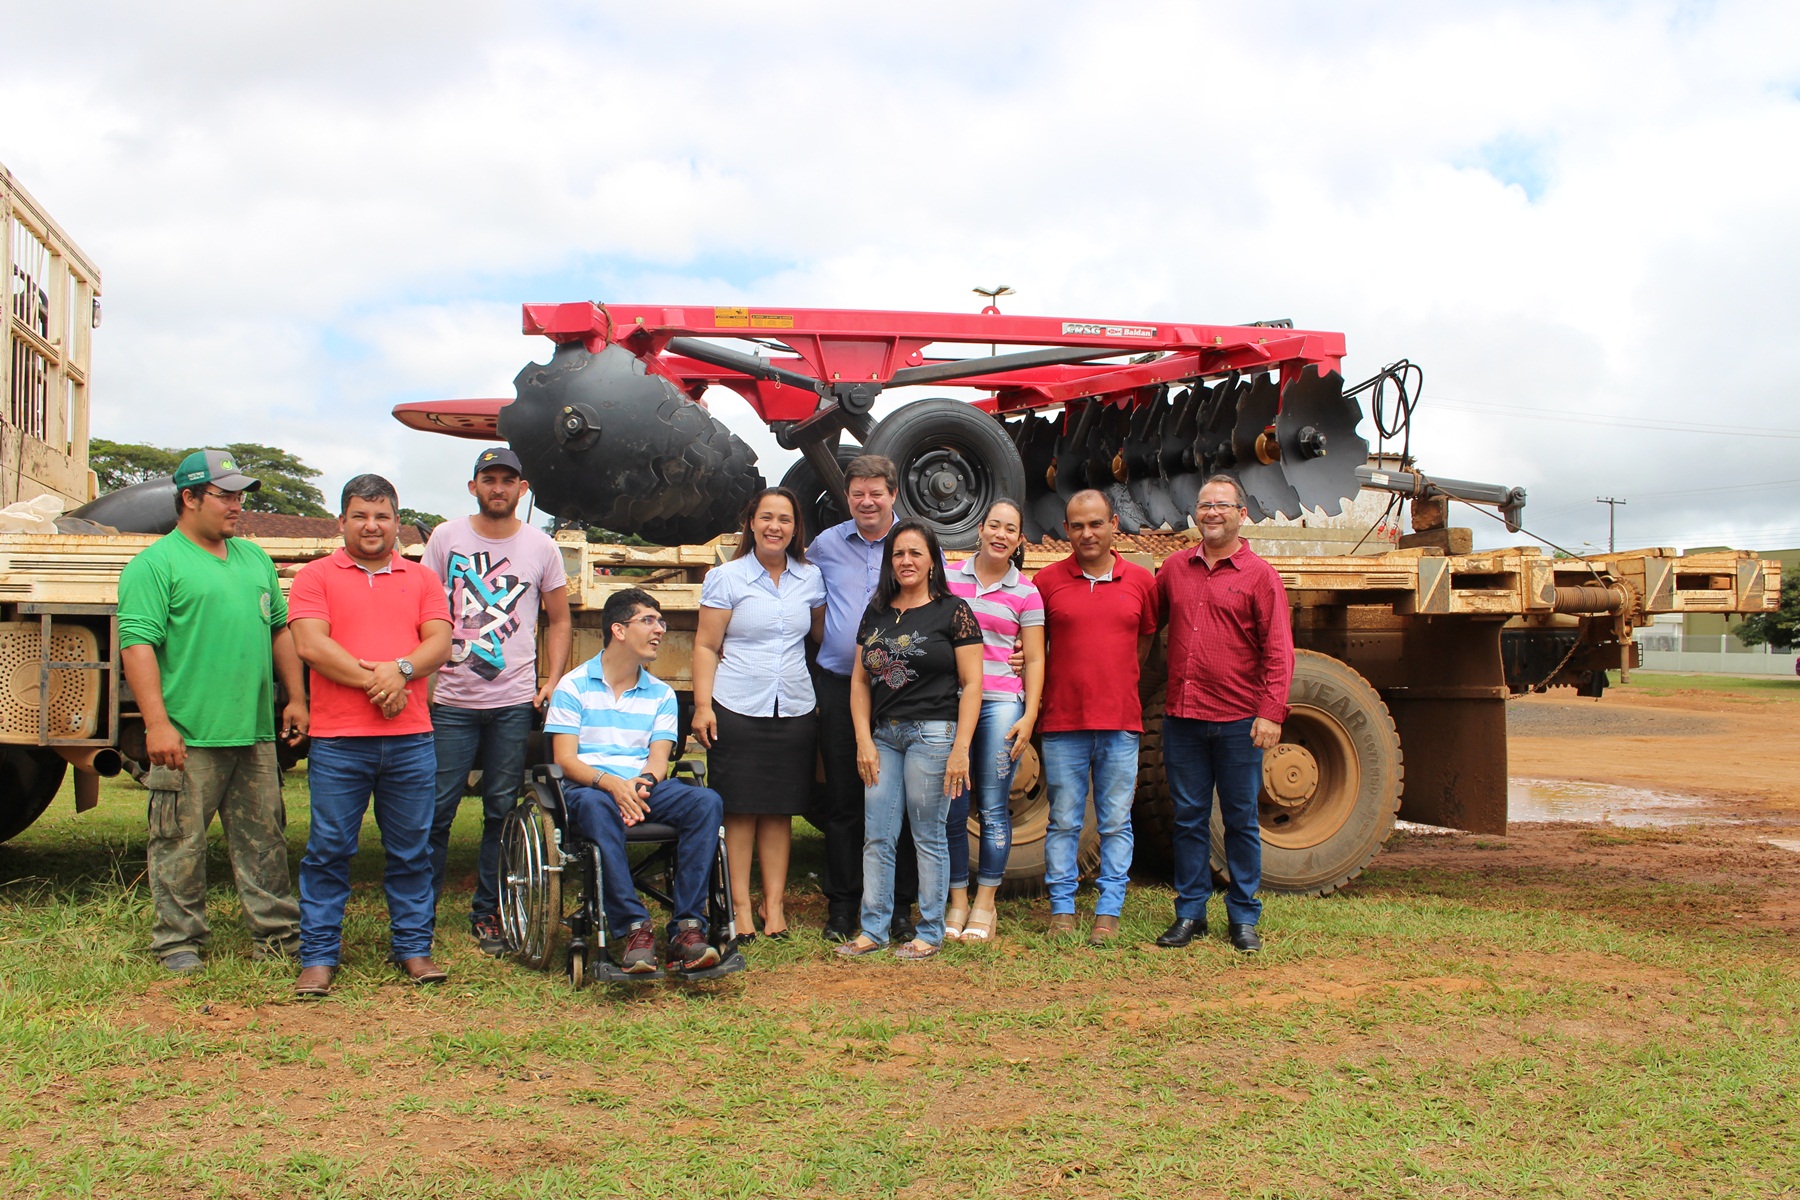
(1088, 915, 1121, 946)
(162, 951, 203, 974)
(1047, 913, 1078, 938)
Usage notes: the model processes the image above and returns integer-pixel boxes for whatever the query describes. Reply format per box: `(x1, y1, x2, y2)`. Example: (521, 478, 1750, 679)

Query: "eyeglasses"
(1195, 501, 1243, 513)
(203, 488, 246, 507)
(622, 614, 668, 630)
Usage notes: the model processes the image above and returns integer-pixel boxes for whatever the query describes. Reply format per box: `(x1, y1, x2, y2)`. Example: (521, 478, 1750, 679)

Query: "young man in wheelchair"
(543, 588, 727, 974)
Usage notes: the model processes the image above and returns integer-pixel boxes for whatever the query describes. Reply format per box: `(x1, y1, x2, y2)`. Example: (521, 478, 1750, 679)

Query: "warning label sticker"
(1062, 321, 1157, 338)
(715, 308, 795, 329)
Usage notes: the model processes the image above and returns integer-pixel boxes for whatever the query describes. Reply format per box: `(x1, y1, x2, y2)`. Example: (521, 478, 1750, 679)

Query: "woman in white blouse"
(692, 487, 826, 941)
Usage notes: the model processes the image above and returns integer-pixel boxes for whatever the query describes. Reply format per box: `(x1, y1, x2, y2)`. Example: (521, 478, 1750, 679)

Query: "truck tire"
(864, 399, 1026, 551)
(0, 746, 69, 844)
(1133, 650, 1402, 896)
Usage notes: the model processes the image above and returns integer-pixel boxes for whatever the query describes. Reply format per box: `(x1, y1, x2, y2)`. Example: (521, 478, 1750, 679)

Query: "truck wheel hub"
(1263, 743, 1319, 807)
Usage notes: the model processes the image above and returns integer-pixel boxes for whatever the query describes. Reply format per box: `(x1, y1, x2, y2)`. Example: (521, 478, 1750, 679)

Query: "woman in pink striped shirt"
(943, 500, 1044, 941)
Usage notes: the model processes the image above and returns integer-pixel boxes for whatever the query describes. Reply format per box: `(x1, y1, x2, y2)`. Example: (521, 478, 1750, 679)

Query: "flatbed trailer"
(0, 526, 1778, 889)
(549, 527, 1780, 895)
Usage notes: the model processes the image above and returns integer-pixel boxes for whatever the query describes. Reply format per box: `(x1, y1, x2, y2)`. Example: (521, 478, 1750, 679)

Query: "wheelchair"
(497, 760, 747, 986)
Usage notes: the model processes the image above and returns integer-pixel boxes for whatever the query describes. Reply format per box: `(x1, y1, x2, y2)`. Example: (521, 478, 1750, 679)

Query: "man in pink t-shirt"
(423, 447, 571, 957)
(288, 475, 452, 999)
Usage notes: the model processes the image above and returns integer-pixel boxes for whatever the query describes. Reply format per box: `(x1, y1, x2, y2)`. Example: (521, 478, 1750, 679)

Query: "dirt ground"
(1376, 682, 1800, 936)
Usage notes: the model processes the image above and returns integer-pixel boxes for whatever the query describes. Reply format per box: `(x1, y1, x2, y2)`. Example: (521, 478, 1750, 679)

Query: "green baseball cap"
(173, 449, 261, 493)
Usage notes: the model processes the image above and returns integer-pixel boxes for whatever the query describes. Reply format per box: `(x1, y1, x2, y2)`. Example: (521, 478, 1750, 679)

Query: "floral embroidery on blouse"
(862, 630, 928, 690)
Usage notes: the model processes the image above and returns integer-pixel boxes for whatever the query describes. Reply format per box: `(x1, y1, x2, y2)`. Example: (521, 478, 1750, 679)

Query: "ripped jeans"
(946, 698, 1023, 890)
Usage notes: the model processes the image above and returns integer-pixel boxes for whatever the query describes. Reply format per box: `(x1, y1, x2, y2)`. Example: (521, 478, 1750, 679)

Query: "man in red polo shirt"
(1153, 474, 1294, 954)
(287, 474, 452, 998)
(1036, 489, 1158, 945)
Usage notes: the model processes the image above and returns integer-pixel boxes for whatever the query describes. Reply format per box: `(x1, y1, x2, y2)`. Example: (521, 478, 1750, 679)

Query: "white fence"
(1639, 636, 1797, 676)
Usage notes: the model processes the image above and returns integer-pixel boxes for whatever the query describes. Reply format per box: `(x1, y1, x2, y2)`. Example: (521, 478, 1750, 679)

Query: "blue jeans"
(299, 733, 438, 968)
(428, 702, 536, 923)
(1164, 715, 1264, 926)
(562, 777, 724, 938)
(861, 719, 956, 946)
(946, 698, 1022, 889)
(1042, 730, 1138, 917)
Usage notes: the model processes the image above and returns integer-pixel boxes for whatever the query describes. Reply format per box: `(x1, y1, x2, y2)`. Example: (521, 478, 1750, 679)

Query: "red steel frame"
(394, 301, 1347, 438)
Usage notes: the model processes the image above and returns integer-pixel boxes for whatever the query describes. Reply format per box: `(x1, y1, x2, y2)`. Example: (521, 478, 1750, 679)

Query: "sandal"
(894, 939, 939, 962)
(944, 904, 969, 941)
(834, 934, 884, 958)
(963, 904, 997, 942)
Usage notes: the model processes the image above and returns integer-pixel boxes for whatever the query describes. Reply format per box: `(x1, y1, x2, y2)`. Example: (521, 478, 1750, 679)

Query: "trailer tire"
(0, 746, 69, 844)
(864, 399, 1026, 551)
(1133, 651, 1402, 897)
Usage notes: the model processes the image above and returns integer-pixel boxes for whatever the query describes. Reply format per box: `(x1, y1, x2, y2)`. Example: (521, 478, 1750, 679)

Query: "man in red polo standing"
(288, 474, 452, 998)
(1035, 489, 1159, 945)
(1154, 475, 1294, 954)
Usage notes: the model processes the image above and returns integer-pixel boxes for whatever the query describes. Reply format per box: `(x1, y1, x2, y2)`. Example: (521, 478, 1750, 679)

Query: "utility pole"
(1596, 496, 1626, 553)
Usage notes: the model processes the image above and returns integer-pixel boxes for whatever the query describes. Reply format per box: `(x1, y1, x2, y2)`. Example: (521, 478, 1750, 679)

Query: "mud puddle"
(1507, 778, 1733, 827)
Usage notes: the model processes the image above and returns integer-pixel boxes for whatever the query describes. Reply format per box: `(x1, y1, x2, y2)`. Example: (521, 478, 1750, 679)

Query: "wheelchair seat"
(498, 760, 745, 987)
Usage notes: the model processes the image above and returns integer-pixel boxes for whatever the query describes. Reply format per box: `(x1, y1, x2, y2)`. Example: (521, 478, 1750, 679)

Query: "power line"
(1429, 396, 1800, 440)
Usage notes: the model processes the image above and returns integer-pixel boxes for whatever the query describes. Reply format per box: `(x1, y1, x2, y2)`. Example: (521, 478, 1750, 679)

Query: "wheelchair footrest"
(670, 948, 748, 983)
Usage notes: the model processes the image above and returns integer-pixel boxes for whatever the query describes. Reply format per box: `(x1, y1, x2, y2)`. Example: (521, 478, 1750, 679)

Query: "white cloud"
(4, 0, 1798, 548)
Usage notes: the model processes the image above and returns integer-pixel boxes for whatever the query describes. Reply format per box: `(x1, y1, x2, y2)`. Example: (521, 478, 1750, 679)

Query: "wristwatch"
(395, 658, 415, 682)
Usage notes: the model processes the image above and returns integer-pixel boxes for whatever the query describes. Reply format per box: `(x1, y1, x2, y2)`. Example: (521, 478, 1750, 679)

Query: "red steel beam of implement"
(520, 303, 1346, 422)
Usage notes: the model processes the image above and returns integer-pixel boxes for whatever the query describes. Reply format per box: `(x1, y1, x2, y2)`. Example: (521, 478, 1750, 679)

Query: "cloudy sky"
(6, 0, 1798, 552)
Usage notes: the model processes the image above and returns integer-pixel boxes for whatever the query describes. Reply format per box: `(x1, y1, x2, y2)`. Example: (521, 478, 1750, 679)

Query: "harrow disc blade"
(1131, 477, 1182, 532)
(1230, 374, 1304, 519)
(1116, 390, 1165, 481)
(1107, 483, 1149, 534)
(1168, 471, 1202, 522)
(1157, 386, 1203, 477)
(1276, 366, 1369, 517)
(1193, 379, 1240, 476)
(1031, 491, 1069, 541)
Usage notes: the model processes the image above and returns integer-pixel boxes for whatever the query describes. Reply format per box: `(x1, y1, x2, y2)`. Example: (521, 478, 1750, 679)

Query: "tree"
(398, 508, 447, 531)
(89, 439, 179, 492)
(1733, 565, 1800, 651)
(88, 438, 329, 517)
(221, 443, 329, 517)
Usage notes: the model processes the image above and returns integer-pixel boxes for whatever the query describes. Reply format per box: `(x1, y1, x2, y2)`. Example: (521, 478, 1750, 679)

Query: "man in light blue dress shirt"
(808, 453, 918, 943)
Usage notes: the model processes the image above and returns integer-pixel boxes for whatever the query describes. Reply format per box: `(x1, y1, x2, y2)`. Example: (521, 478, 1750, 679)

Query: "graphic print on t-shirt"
(862, 630, 927, 690)
(445, 550, 529, 679)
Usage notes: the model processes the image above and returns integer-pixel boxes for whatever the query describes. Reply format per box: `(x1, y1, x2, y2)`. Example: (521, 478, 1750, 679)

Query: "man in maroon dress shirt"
(1153, 475, 1294, 953)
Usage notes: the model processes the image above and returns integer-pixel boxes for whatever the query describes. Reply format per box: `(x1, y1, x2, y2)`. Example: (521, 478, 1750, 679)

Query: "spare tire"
(864, 399, 1026, 551)
(501, 342, 763, 539)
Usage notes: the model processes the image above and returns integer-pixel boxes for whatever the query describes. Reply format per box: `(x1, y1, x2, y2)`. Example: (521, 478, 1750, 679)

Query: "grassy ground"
(1611, 670, 1800, 696)
(2, 766, 1797, 1198)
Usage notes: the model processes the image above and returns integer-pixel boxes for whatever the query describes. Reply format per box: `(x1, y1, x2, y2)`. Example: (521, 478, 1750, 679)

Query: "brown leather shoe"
(1047, 912, 1079, 937)
(293, 965, 334, 999)
(398, 955, 448, 984)
(1088, 915, 1121, 945)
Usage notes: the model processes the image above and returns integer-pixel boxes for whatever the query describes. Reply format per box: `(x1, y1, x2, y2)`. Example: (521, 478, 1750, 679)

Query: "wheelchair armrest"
(669, 759, 707, 787)
(530, 763, 564, 784)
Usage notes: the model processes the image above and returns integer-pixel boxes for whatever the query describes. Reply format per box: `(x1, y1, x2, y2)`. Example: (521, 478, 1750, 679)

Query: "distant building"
(236, 512, 426, 548)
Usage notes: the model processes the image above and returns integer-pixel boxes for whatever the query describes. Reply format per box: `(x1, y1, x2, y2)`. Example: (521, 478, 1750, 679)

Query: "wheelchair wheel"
(568, 944, 587, 989)
(499, 794, 563, 970)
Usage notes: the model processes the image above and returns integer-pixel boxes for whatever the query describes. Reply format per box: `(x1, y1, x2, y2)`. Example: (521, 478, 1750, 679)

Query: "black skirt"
(709, 702, 819, 816)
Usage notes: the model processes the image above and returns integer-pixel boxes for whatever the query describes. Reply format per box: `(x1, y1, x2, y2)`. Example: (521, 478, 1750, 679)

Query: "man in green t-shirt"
(118, 449, 310, 973)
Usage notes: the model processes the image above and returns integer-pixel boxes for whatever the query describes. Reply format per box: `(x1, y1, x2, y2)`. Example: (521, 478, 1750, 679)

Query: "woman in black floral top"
(838, 519, 985, 962)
